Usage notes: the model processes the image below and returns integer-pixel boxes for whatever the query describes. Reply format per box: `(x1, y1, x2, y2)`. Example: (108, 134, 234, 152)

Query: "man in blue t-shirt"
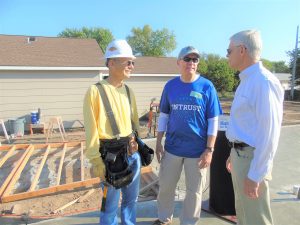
(152, 46, 222, 225)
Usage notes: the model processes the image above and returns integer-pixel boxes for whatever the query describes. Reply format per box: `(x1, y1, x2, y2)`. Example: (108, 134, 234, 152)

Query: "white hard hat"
(104, 40, 136, 59)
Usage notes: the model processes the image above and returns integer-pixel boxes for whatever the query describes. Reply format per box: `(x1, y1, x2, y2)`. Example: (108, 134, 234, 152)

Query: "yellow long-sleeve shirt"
(83, 79, 139, 161)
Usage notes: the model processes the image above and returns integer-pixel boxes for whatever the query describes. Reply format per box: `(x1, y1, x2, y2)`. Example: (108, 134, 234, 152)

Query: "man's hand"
(156, 142, 164, 163)
(226, 156, 232, 173)
(90, 157, 106, 181)
(244, 177, 260, 199)
(128, 135, 138, 154)
(198, 149, 213, 169)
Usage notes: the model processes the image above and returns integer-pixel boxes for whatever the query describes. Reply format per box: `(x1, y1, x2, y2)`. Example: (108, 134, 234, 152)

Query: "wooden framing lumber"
(0, 141, 81, 151)
(2, 145, 35, 197)
(0, 141, 158, 203)
(77, 188, 95, 203)
(1, 177, 100, 203)
(142, 173, 159, 195)
(51, 189, 95, 214)
(56, 143, 67, 186)
(141, 165, 153, 174)
(0, 145, 33, 197)
(52, 197, 79, 214)
(139, 178, 159, 194)
(0, 142, 95, 203)
(80, 142, 84, 181)
(0, 145, 16, 168)
(29, 145, 51, 191)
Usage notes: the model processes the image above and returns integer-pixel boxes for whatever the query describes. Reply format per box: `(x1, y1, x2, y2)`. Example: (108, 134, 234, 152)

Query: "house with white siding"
(274, 73, 291, 90)
(0, 34, 178, 134)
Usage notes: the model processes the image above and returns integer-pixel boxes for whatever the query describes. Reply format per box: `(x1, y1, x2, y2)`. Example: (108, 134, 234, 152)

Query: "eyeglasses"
(182, 57, 199, 63)
(116, 59, 135, 66)
(226, 48, 233, 55)
(227, 45, 246, 55)
(122, 60, 135, 66)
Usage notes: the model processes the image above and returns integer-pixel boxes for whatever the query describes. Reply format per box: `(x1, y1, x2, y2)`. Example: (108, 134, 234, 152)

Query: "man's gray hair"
(230, 30, 262, 61)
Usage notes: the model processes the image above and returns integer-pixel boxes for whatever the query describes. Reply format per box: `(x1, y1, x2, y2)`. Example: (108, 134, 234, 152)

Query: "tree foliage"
(288, 49, 300, 86)
(272, 61, 290, 73)
(198, 53, 291, 94)
(58, 27, 114, 53)
(261, 59, 273, 71)
(126, 25, 176, 56)
(198, 54, 236, 93)
(262, 59, 290, 73)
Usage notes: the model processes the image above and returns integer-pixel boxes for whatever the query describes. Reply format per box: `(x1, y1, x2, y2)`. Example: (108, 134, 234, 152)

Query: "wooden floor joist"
(56, 143, 67, 186)
(0, 145, 34, 197)
(0, 142, 157, 203)
(139, 178, 159, 194)
(142, 173, 159, 195)
(0, 145, 16, 168)
(80, 142, 84, 181)
(0, 142, 99, 203)
(29, 145, 51, 191)
(1, 178, 100, 203)
(2, 145, 35, 197)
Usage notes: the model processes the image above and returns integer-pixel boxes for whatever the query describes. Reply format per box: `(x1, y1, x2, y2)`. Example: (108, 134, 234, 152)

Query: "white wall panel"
(0, 70, 176, 134)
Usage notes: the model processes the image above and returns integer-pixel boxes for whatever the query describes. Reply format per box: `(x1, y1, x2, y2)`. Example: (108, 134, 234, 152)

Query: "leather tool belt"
(100, 137, 133, 189)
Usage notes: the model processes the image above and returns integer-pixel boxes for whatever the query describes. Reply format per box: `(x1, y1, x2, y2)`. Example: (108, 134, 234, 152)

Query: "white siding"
(125, 75, 176, 116)
(0, 70, 101, 132)
(0, 71, 176, 133)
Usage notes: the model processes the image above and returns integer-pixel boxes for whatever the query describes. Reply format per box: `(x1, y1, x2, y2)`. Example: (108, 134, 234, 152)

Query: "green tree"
(126, 25, 176, 56)
(262, 59, 290, 73)
(58, 27, 114, 53)
(261, 58, 273, 71)
(272, 61, 290, 73)
(288, 49, 300, 87)
(198, 54, 236, 93)
(197, 56, 208, 75)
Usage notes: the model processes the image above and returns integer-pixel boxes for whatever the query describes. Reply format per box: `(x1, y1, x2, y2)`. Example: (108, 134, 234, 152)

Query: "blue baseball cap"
(178, 46, 200, 59)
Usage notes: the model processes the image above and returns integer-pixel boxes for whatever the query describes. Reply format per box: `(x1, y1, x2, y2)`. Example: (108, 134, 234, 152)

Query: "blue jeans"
(100, 152, 141, 225)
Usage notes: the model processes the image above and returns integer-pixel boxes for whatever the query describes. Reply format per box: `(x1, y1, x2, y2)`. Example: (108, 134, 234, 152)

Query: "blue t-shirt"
(160, 76, 222, 158)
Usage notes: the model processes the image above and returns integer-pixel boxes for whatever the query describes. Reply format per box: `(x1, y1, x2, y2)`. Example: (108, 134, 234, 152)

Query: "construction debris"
(0, 140, 159, 218)
(0, 142, 99, 203)
(51, 189, 95, 214)
(10, 204, 23, 215)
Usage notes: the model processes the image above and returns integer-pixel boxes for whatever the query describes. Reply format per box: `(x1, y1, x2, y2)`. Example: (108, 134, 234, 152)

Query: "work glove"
(90, 157, 106, 181)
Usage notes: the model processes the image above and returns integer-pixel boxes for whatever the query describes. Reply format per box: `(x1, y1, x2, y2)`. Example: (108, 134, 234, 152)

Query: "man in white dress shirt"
(225, 30, 284, 225)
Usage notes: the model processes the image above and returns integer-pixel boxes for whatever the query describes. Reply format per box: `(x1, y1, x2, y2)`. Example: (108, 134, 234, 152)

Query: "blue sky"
(0, 0, 299, 64)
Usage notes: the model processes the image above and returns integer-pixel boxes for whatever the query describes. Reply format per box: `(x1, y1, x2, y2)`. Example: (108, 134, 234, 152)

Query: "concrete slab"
(28, 200, 232, 225)
(268, 125, 300, 225)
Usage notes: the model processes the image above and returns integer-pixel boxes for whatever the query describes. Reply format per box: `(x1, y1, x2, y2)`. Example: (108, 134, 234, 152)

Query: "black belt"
(229, 141, 250, 149)
(100, 136, 130, 143)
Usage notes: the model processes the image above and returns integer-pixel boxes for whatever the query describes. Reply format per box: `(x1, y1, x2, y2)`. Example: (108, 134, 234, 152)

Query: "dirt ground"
(220, 100, 300, 125)
(0, 101, 299, 222)
(0, 125, 153, 222)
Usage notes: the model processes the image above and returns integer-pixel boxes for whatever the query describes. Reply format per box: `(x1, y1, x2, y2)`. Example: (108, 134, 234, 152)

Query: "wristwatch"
(206, 147, 214, 152)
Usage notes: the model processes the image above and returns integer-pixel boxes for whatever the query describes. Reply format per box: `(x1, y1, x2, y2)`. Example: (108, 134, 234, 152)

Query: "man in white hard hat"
(83, 39, 140, 225)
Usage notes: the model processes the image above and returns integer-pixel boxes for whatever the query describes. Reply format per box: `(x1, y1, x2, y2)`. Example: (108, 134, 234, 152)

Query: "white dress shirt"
(226, 62, 284, 182)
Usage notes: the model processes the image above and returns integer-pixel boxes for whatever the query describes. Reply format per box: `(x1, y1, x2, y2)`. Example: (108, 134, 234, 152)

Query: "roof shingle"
(0, 34, 179, 74)
(0, 34, 104, 67)
(133, 56, 178, 74)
